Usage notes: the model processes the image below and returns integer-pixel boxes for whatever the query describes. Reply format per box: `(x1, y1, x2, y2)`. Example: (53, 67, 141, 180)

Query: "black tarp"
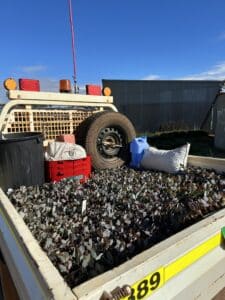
(102, 80, 222, 133)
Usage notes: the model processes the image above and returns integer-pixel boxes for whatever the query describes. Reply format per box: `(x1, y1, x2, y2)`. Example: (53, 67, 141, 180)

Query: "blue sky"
(1, 0, 225, 101)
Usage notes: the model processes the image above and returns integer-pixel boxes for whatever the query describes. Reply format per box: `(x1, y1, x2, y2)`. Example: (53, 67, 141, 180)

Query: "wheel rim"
(97, 127, 124, 158)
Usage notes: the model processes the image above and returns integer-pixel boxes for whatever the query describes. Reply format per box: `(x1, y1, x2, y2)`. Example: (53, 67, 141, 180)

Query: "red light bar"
(86, 85, 102, 96)
(19, 79, 40, 92)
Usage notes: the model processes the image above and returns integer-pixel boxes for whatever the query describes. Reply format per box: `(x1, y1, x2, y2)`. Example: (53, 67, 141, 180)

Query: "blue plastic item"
(130, 136, 149, 168)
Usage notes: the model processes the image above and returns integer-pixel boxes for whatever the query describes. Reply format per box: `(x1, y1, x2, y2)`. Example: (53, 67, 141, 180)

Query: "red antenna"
(68, 0, 78, 93)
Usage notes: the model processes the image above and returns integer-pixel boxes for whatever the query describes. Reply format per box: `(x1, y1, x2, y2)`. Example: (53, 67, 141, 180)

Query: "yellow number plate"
(122, 267, 164, 300)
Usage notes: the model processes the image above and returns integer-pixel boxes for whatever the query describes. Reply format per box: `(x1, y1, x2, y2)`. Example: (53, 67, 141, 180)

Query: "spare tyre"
(76, 111, 136, 169)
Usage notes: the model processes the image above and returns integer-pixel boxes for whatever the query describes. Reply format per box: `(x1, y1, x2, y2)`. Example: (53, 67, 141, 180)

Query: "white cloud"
(142, 74, 161, 80)
(77, 86, 86, 94)
(40, 78, 59, 92)
(143, 62, 225, 81)
(21, 65, 47, 73)
(179, 62, 225, 80)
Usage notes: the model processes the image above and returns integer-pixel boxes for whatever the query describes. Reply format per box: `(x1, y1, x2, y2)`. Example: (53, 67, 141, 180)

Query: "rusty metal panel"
(102, 80, 222, 133)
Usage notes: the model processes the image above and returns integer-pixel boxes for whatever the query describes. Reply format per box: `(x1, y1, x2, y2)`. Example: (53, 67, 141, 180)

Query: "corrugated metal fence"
(102, 80, 222, 133)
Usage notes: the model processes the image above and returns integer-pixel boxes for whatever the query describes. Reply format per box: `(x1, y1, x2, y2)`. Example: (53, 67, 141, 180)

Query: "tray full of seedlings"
(8, 166, 225, 288)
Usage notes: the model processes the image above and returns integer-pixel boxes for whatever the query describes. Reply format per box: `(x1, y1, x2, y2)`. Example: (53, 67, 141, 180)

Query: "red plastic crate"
(86, 84, 102, 96)
(73, 156, 91, 183)
(47, 160, 74, 179)
(45, 156, 91, 183)
(19, 78, 40, 91)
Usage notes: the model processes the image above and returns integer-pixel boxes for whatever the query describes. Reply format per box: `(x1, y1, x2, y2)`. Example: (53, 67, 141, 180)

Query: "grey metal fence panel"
(102, 80, 222, 133)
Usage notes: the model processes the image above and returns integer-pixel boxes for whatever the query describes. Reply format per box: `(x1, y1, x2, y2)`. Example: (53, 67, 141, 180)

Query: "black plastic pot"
(0, 132, 44, 191)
